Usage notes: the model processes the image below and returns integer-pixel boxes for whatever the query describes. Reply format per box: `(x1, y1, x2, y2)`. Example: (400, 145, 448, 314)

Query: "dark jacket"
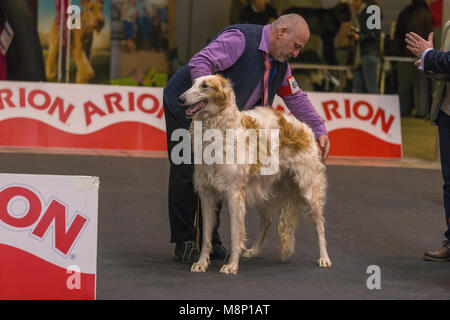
(163, 24, 288, 129)
(355, 4, 381, 57)
(424, 50, 450, 75)
(429, 21, 450, 125)
(394, 0, 433, 57)
(0, 0, 46, 81)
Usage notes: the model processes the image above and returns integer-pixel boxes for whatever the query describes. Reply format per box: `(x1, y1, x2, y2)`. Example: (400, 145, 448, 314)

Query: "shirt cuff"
(419, 48, 432, 71)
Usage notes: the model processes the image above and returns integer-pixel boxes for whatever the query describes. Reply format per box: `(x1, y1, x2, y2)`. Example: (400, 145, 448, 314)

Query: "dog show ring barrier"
(0, 173, 99, 299)
(0, 80, 401, 158)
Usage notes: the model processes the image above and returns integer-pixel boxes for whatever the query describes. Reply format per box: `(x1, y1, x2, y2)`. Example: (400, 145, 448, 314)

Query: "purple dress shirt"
(188, 24, 328, 138)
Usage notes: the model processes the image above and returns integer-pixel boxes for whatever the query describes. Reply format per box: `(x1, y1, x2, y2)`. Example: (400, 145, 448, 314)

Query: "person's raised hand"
(405, 32, 434, 58)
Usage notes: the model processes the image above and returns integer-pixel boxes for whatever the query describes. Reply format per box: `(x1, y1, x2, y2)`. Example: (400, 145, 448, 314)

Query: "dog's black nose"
(178, 96, 186, 104)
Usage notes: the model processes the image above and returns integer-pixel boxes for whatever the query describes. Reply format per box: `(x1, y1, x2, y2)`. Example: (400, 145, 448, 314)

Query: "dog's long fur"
(179, 75, 331, 274)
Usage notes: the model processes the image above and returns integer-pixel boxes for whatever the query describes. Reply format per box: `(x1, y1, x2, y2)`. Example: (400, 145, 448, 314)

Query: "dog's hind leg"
(305, 183, 332, 268)
(191, 191, 217, 272)
(220, 189, 246, 275)
(243, 206, 272, 258)
(291, 163, 331, 267)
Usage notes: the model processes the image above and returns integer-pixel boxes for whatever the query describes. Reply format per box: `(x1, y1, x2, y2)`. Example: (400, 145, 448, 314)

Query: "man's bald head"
(272, 14, 310, 37)
(269, 14, 310, 62)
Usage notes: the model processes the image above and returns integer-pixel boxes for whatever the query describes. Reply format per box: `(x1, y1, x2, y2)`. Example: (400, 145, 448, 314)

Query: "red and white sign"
(0, 81, 401, 158)
(0, 81, 166, 151)
(273, 93, 402, 158)
(0, 174, 99, 300)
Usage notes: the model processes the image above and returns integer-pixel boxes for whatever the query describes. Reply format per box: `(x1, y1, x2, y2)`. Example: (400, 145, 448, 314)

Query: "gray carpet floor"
(1, 153, 449, 299)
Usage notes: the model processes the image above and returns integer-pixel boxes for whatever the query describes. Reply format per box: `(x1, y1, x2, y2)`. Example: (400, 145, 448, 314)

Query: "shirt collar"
(259, 24, 273, 61)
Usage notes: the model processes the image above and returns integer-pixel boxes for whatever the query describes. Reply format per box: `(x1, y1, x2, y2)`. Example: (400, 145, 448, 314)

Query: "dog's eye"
(201, 83, 209, 90)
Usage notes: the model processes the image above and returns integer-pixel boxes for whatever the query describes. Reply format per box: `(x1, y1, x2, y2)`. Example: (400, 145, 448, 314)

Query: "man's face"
(271, 25, 309, 62)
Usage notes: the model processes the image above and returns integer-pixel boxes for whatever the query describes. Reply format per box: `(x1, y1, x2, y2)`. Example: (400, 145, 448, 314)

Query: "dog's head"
(178, 75, 235, 119)
(81, 0, 105, 33)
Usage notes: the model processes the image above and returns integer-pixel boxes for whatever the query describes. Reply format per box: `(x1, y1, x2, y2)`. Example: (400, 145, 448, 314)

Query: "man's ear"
(278, 25, 288, 39)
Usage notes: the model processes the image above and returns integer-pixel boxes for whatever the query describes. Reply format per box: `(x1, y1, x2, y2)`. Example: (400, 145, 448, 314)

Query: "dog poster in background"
(110, 0, 169, 87)
(38, 0, 111, 84)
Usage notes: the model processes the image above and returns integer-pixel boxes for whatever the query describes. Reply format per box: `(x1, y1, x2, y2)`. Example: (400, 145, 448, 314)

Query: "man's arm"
(423, 50, 450, 75)
(188, 29, 246, 80)
(279, 65, 330, 162)
(405, 32, 450, 75)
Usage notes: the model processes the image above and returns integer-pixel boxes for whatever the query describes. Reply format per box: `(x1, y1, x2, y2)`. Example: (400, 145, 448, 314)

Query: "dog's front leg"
(191, 192, 216, 273)
(220, 190, 246, 275)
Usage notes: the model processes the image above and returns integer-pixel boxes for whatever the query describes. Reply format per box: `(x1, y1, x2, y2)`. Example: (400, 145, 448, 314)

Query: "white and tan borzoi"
(178, 74, 331, 274)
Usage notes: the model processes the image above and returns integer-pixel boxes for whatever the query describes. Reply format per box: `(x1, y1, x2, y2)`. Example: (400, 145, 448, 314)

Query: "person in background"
(149, 11, 162, 51)
(122, 0, 137, 53)
(136, 0, 152, 50)
(394, 0, 433, 117)
(240, 0, 278, 25)
(349, 0, 381, 94)
(230, 0, 248, 25)
(405, 21, 450, 261)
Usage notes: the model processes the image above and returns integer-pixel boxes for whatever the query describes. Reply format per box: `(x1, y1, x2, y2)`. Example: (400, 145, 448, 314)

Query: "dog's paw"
(242, 248, 259, 258)
(317, 257, 332, 268)
(191, 261, 209, 273)
(219, 263, 239, 275)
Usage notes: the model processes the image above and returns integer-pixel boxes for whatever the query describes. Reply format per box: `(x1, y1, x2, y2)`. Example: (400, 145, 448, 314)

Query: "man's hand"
(318, 135, 330, 163)
(405, 32, 434, 58)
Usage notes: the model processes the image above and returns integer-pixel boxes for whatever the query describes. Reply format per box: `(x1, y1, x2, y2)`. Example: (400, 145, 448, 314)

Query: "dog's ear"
(216, 75, 232, 92)
(208, 76, 228, 106)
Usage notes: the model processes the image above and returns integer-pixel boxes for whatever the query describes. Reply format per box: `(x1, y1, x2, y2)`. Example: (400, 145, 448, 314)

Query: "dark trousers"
(437, 110, 450, 241)
(163, 100, 222, 245)
(353, 55, 380, 94)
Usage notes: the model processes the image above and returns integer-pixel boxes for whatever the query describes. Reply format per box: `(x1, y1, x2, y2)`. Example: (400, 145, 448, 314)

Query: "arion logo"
(321, 99, 396, 135)
(0, 185, 89, 257)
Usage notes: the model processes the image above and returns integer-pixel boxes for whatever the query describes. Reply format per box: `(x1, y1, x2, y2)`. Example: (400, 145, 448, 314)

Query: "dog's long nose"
(178, 96, 186, 105)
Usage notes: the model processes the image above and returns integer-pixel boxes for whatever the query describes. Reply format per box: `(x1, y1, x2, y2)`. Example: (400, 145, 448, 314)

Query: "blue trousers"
(122, 20, 134, 40)
(437, 110, 450, 241)
(353, 55, 380, 94)
(137, 17, 152, 41)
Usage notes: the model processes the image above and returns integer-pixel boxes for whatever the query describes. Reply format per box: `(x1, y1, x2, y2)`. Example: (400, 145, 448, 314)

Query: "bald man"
(163, 14, 330, 264)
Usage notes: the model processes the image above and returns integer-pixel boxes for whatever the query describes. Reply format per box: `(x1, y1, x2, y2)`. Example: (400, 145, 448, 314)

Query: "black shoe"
(174, 241, 199, 264)
(209, 243, 230, 262)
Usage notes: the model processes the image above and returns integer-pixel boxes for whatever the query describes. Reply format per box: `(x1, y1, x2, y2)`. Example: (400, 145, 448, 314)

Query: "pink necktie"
(263, 52, 271, 106)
